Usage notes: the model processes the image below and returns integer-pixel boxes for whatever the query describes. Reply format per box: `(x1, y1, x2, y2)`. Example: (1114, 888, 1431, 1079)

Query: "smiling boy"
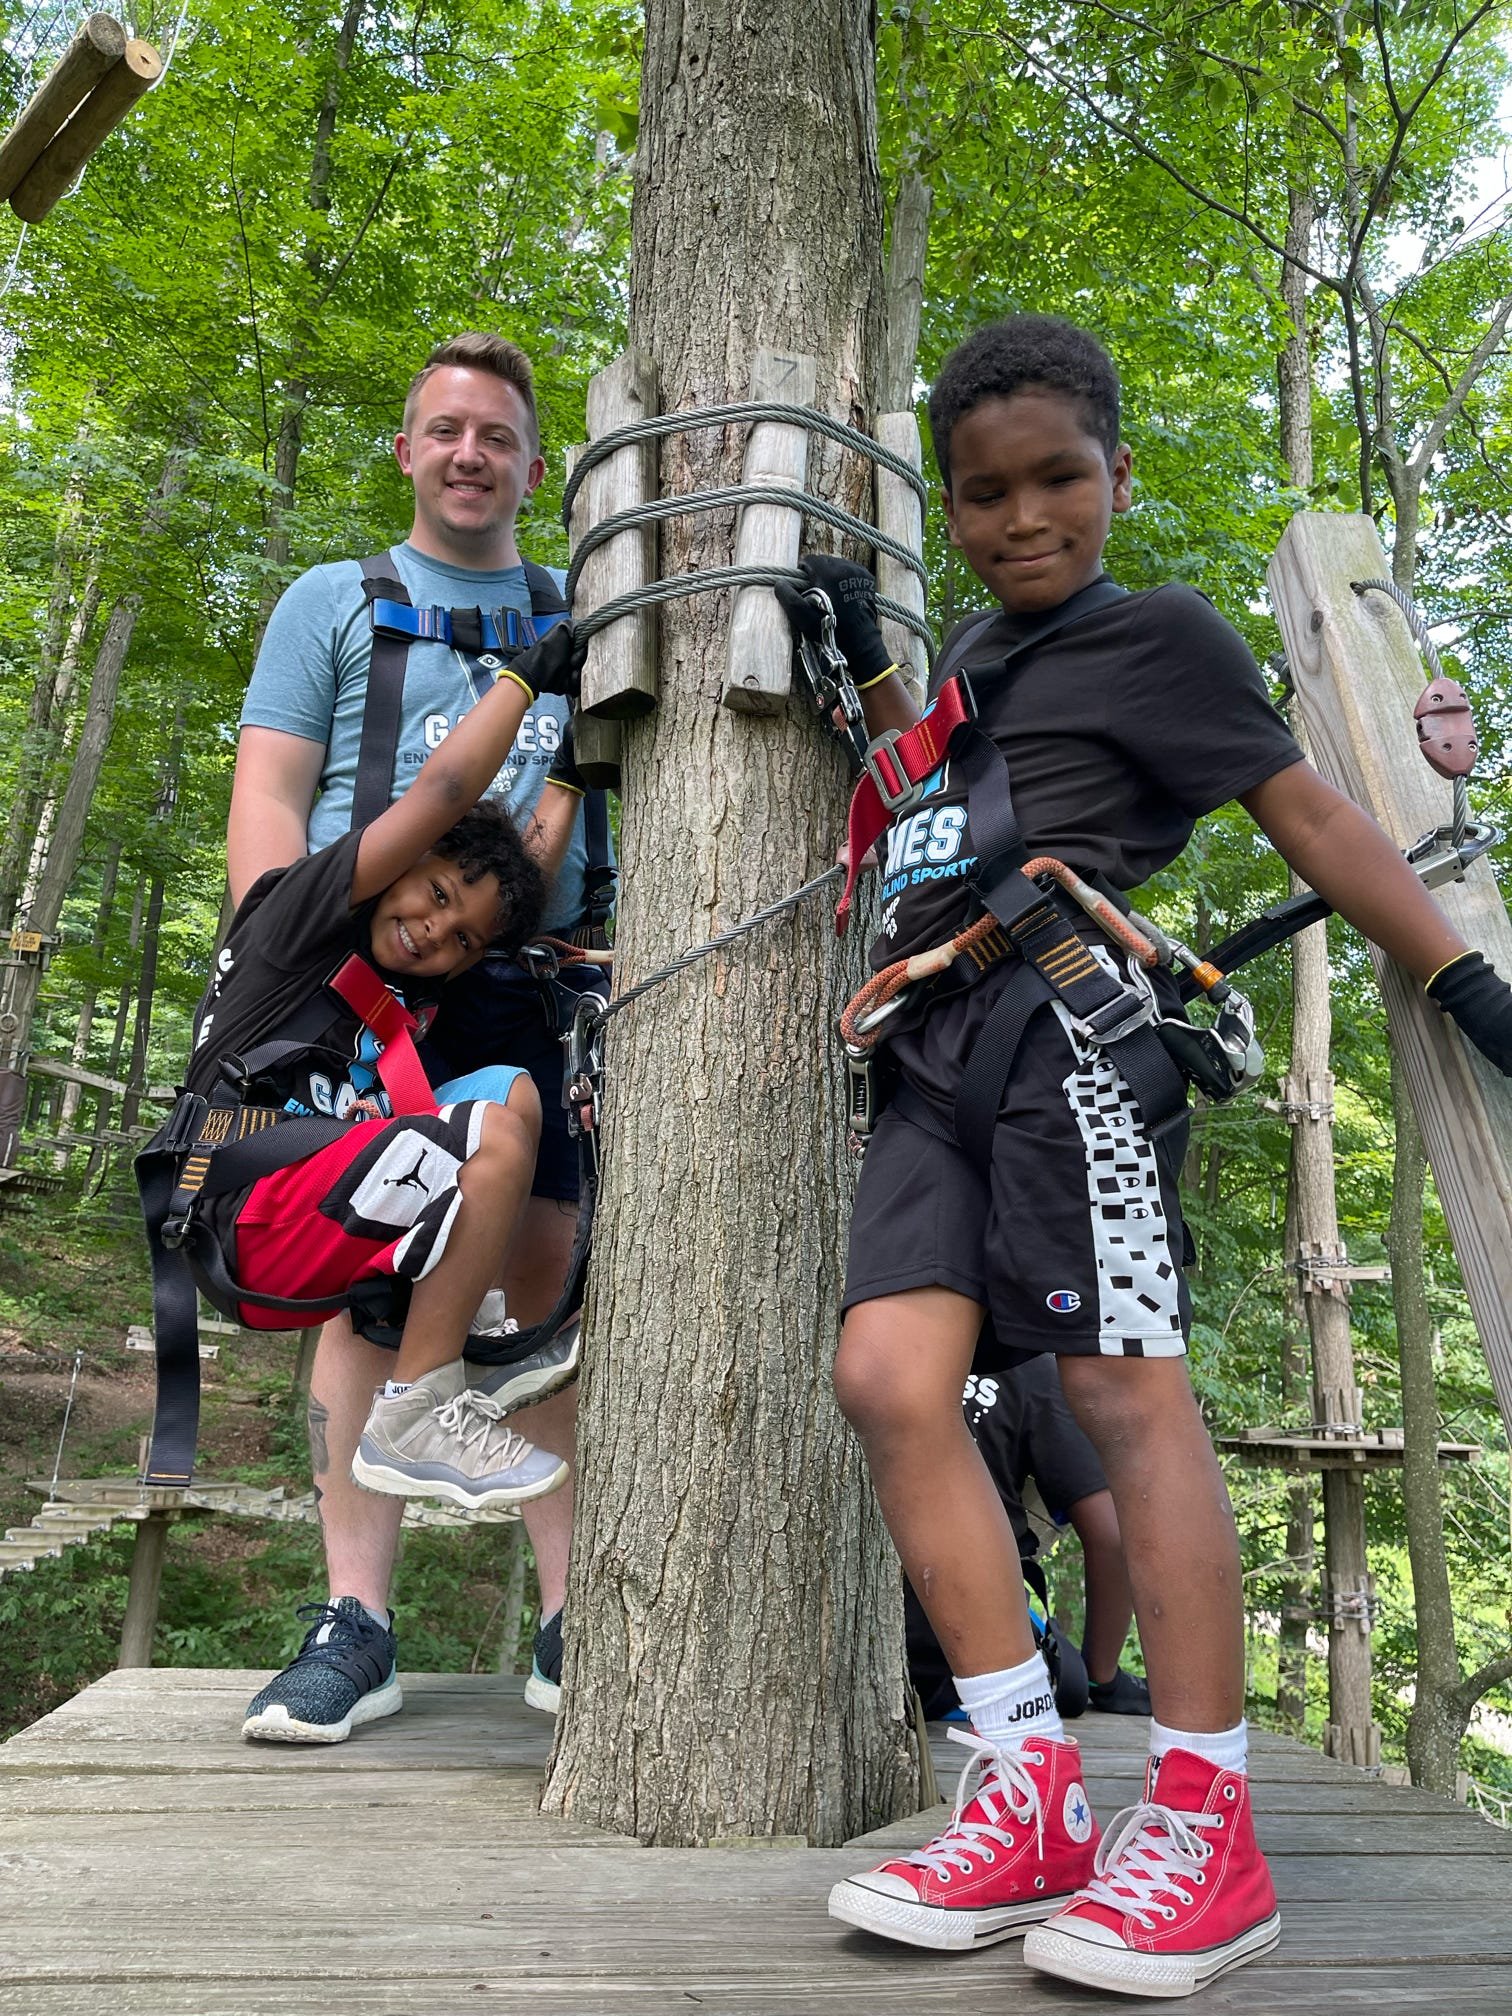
(780, 315, 1512, 1998)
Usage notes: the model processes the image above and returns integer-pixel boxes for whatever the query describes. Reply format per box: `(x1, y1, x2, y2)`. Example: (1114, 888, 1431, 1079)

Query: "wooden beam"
(722, 348, 817, 714)
(117, 1508, 177, 1668)
(874, 410, 929, 704)
(574, 352, 660, 719)
(0, 14, 124, 204)
(10, 39, 162, 224)
(28, 1055, 172, 1101)
(1268, 512, 1512, 1438)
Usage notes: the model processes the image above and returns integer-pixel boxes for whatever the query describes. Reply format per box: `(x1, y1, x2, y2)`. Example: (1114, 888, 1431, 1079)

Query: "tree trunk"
(86, 872, 146, 1178)
(55, 835, 122, 1163)
(1275, 1159, 1313, 1732)
(542, 0, 915, 1847)
(120, 709, 185, 1138)
(256, 0, 368, 642)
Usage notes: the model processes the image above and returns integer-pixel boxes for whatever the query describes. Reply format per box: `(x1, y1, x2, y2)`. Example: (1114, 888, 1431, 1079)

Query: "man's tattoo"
(307, 1395, 330, 1479)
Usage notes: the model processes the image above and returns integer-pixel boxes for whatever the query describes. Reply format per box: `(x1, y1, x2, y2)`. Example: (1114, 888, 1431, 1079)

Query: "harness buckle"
(863, 728, 921, 814)
(792, 590, 870, 773)
(843, 1043, 877, 1154)
(1070, 961, 1160, 1049)
(563, 992, 605, 1140)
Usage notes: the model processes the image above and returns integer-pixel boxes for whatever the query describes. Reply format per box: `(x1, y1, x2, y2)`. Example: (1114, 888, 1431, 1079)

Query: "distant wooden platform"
(2, 1669, 1510, 2012)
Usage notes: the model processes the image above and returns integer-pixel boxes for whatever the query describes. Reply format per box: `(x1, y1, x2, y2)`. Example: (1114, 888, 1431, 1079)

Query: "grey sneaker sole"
(466, 1318, 582, 1412)
(524, 1668, 561, 1715)
(351, 1447, 569, 1511)
(241, 1671, 403, 1745)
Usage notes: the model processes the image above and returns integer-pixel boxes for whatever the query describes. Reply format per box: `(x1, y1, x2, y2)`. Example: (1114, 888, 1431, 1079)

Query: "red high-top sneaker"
(1022, 1747, 1281, 1997)
(828, 1729, 1099, 1951)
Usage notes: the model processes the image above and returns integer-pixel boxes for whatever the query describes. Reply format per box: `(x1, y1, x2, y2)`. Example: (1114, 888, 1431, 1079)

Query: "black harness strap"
(352, 554, 615, 937)
(886, 579, 1191, 1162)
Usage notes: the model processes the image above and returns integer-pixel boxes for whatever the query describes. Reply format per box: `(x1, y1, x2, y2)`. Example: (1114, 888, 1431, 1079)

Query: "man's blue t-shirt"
(240, 542, 596, 934)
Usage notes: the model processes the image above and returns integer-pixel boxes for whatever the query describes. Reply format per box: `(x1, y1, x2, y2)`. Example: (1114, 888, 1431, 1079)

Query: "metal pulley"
(1414, 676, 1478, 779)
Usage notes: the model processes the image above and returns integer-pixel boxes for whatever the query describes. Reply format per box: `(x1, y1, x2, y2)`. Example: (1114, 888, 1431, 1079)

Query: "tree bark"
(542, 0, 916, 1847)
(55, 835, 122, 1160)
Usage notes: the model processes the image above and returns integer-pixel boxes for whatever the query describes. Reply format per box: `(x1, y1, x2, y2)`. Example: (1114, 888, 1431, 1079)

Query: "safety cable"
(1353, 577, 1469, 849)
(565, 483, 928, 597)
(561, 401, 929, 519)
(572, 562, 929, 655)
(589, 864, 845, 1033)
(561, 397, 936, 660)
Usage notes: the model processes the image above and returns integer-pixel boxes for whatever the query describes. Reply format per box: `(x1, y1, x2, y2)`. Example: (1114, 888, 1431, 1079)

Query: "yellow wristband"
(545, 775, 585, 797)
(1426, 949, 1475, 990)
(498, 667, 537, 703)
(855, 662, 906, 692)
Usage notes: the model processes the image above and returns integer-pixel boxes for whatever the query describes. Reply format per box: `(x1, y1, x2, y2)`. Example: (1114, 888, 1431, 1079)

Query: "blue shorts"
(421, 957, 602, 1203)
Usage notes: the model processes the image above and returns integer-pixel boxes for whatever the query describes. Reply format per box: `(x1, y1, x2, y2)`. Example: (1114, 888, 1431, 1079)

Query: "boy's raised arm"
(775, 555, 922, 737)
(1241, 759, 1512, 1072)
(350, 624, 585, 905)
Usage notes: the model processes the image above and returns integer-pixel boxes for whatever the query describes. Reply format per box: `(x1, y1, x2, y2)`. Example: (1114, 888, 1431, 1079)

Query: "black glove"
(1425, 949, 1512, 1075)
(547, 717, 586, 794)
(508, 620, 585, 701)
(774, 554, 894, 688)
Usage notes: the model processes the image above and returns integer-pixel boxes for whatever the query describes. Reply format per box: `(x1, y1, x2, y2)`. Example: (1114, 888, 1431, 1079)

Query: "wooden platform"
(1, 1670, 1510, 2013)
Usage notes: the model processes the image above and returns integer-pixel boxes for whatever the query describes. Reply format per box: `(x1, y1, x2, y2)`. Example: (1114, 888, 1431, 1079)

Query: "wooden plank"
(874, 410, 929, 704)
(1268, 513, 1512, 1435)
(11, 38, 162, 224)
(722, 348, 817, 714)
(0, 14, 124, 203)
(569, 709, 623, 790)
(574, 351, 660, 718)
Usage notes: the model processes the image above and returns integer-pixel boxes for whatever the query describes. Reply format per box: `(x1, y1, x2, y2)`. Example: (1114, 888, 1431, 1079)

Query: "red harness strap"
(838, 676, 974, 933)
(327, 955, 438, 1117)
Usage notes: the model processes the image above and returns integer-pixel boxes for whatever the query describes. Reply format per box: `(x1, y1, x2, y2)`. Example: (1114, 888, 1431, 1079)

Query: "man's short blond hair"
(403, 333, 539, 447)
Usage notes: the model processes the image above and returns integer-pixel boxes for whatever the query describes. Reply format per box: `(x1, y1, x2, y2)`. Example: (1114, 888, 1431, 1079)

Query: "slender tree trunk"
(0, 441, 190, 1146)
(54, 835, 122, 1163)
(257, 0, 367, 641)
(1276, 1161, 1313, 1732)
(543, 0, 915, 1847)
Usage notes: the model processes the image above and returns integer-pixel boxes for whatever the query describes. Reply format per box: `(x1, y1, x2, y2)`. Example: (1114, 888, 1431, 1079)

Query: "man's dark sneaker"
(466, 1315, 583, 1414)
(525, 1606, 562, 1715)
(1087, 1666, 1153, 1716)
(242, 1597, 401, 1744)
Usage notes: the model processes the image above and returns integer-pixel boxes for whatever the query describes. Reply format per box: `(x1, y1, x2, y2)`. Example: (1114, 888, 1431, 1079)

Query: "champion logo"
(1062, 1781, 1094, 1843)
(1046, 1289, 1082, 1314)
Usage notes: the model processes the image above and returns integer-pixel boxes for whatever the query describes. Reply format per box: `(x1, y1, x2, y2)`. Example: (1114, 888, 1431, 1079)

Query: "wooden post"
(874, 410, 929, 704)
(722, 348, 817, 714)
(1269, 512, 1512, 1440)
(564, 442, 623, 784)
(117, 1508, 177, 1668)
(576, 351, 660, 719)
(0, 15, 124, 204)
(10, 39, 163, 224)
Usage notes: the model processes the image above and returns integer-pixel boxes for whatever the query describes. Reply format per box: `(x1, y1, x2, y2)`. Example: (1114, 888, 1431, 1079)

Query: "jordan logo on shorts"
(382, 1149, 430, 1194)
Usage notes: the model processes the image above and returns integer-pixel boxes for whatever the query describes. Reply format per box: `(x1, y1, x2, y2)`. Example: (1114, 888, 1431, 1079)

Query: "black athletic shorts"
(420, 956, 604, 1203)
(843, 995, 1192, 1363)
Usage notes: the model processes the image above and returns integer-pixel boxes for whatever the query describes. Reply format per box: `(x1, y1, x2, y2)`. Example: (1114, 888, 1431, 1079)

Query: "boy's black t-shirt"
(874, 580, 1304, 1108)
(187, 831, 427, 1118)
(871, 580, 1303, 971)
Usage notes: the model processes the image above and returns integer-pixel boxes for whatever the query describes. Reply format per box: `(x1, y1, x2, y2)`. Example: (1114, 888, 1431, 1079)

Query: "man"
(227, 332, 602, 1742)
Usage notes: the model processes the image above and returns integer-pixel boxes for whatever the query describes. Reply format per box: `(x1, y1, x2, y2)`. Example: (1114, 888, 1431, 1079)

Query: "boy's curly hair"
(432, 799, 547, 953)
(928, 315, 1121, 491)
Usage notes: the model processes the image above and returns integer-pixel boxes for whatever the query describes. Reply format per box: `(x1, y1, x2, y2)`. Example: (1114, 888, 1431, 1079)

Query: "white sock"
(1150, 1716, 1248, 1776)
(382, 1378, 413, 1400)
(954, 1652, 1065, 1750)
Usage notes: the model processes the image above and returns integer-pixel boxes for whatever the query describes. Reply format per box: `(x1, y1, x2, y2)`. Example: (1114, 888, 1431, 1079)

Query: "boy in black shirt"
(780, 316, 1512, 1998)
(185, 622, 584, 1543)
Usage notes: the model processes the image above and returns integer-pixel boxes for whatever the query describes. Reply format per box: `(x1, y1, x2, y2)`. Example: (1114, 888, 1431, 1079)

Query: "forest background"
(0, 0, 1509, 1800)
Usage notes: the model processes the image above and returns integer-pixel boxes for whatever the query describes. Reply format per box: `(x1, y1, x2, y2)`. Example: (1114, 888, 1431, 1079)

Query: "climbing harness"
(824, 574, 1496, 1159)
(137, 954, 444, 1485)
(353, 554, 618, 944)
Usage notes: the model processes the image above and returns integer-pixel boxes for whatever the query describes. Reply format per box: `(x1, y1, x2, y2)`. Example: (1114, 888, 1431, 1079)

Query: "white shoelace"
(432, 1386, 534, 1471)
(901, 1727, 1047, 1878)
(1078, 1798, 1217, 1929)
